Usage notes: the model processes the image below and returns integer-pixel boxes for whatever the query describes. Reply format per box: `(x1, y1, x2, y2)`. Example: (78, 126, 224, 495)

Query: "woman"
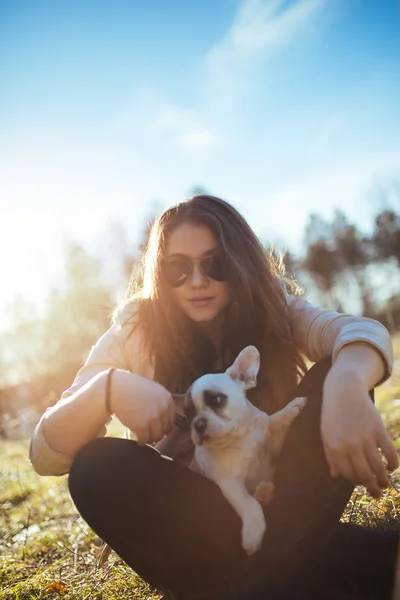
(30, 195, 399, 599)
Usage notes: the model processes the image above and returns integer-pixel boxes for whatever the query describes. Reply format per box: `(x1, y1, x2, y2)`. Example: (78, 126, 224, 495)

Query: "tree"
(0, 296, 45, 385)
(373, 209, 400, 268)
(302, 214, 342, 308)
(42, 244, 113, 380)
(331, 211, 373, 316)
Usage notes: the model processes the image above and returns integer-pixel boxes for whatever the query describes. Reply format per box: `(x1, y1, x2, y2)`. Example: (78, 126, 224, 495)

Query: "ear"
(225, 346, 260, 390)
(171, 392, 185, 415)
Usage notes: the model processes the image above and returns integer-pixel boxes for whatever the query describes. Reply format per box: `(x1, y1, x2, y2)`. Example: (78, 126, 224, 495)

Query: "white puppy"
(183, 345, 307, 555)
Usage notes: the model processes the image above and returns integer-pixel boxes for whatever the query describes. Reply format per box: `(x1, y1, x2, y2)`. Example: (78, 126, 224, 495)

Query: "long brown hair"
(122, 195, 307, 413)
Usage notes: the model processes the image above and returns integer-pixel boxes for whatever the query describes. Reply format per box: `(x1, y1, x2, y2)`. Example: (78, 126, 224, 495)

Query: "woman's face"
(165, 222, 233, 324)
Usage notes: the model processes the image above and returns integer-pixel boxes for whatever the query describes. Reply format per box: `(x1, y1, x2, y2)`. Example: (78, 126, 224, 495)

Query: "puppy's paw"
(241, 504, 266, 555)
(254, 481, 275, 505)
(289, 396, 307, 415)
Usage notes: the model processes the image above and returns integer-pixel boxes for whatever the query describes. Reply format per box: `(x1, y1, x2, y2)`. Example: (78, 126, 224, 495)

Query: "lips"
(189, 297, 213, 308)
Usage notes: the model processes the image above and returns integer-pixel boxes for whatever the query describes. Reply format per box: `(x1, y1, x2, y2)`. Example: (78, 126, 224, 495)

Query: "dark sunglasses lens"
(201, 256, 225, 281)
(163, 261, 190, 287)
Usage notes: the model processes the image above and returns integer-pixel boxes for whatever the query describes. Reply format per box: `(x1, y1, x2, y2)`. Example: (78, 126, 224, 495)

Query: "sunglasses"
(162, 255, 226, 288)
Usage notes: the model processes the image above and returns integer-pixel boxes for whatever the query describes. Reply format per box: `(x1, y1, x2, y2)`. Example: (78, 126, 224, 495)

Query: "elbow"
(30, 458, 71, 477)
(29, 437, 73, 477)
(30, 455, 69, 477)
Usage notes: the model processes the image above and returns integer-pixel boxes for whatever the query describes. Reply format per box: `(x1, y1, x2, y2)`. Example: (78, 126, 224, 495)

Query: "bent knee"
(68, 438, 155, 510)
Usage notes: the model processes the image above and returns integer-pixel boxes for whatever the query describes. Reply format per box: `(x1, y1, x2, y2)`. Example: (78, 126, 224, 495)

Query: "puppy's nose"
(194, 416, 207, 435)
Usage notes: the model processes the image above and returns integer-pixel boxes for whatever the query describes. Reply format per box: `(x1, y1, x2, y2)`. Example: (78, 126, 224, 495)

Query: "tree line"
(0, 183, 399, 420)
(287, 205, 400, 327)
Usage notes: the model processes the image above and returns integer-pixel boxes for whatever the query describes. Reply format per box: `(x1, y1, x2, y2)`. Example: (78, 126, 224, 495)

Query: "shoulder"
(276, 276, 304, 306)
(113, 298, 141, 329)
(112, 298, 154, 378)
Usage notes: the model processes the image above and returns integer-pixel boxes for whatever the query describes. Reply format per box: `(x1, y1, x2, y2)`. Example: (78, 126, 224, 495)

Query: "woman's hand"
(321, 369, 398, 498)
(110, 371, 176, 445)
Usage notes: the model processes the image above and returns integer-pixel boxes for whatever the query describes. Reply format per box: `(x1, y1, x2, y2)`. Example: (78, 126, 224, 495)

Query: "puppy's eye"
(203, 391, 227, 410)
(211, 395, 224, 407)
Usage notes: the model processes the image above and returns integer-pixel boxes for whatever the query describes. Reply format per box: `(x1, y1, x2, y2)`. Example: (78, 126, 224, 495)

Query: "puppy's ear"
(171, 392, 186, 416)
(226, 345, 260, 390)
(183, 386, 196, 422)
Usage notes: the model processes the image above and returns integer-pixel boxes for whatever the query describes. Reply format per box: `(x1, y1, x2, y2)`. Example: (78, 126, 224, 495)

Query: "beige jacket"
(30, 290, 394, 476)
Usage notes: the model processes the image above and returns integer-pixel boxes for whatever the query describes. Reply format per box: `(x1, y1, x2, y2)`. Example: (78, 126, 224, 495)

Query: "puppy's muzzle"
(193, 416, 209, 443)
(194, 416, 207, 434)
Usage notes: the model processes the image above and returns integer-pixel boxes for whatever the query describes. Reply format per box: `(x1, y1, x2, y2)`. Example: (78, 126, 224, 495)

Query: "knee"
(69, 438, 116, 511)
(296, 356, 332, 400)
(68, 438, 153, 513)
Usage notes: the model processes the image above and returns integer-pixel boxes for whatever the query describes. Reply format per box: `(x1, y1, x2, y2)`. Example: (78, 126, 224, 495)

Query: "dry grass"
(1, 339, 400, 599)
(340, 334, 400, 531)
(0, 421, 160, 599)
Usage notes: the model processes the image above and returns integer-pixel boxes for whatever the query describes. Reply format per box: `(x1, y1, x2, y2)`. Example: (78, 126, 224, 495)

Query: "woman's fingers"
(364, 443, 390, 488)
(378, 431, 399, 473)
(324, 448, 335, 477)
(324, 446, 339, 478)
(149, 418, 165, 444)
(158, 395, 176, 436)
(329, 439, 396, 498)
(136, 418, 163, 445)
(167, 395, 177, 431)
(350, 448, 382, 498)
(333, 453, 357, 484)
(159, 404, 171, 435)
(136, 425, 151, 445)
(326, 443, 383, 496)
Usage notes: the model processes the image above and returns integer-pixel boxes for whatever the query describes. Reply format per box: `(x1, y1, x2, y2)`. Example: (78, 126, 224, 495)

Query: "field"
(1, 341, 400, 600)
(0, 421, 160, 600)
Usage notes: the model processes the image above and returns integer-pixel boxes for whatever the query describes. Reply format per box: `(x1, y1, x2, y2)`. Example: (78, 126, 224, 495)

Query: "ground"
(1, 338, 400, 599)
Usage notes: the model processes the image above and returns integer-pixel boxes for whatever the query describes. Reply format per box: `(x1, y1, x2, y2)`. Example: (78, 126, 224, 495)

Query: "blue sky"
(1, 0, 400, 325)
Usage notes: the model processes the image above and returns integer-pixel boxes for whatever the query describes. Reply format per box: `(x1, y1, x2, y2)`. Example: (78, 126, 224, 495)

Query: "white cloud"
(149, 105, 218, 151)
(119, 0, 330, 153)
(206, 0, 327, 103)
(229, 0, 325, 50)
(107, 0, 330, 155)
(151, 106, 194, 132)
(179, 129, 217, 150)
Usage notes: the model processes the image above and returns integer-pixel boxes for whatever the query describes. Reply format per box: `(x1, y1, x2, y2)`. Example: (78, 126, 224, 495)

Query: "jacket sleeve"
(286, 291, 394, 381)
(29, 302, 149, 476)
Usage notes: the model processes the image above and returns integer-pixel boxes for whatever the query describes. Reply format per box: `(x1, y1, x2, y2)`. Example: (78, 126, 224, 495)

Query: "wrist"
(332, 343, 385, 389)
(101, 369, 145, 418)
(323, 367, 371, 409)
(327, 363, 365, 386)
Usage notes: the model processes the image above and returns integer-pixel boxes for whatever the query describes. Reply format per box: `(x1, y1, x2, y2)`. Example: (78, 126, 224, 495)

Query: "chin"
(186, 307, 222, 323)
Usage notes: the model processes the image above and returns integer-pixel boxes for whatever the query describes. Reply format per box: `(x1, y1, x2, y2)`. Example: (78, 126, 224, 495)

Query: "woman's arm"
(286, 292, 394, 380)
(285, 290, 398, 496)
(30, 307, 175, 476)
(329, 341, 386, 389)
(40, 369, 114, 457)
(30, 321, 127, 475)
(321, 343, 398, 498)
(40, 369, 176, 457)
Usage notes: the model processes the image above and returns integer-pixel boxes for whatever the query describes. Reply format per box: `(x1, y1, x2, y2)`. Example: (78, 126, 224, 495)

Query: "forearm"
(321, 342, 398, 495)
(41, 370, 111, 457)
(331, 342, 387, 390)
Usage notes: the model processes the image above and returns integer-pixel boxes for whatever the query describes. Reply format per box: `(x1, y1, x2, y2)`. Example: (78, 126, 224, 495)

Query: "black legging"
(68, 358, 399, 599)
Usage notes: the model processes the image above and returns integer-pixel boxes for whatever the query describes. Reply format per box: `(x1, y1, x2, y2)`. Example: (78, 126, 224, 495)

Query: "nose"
(194, 416, 207, 435)
(188, 263, 207, 287)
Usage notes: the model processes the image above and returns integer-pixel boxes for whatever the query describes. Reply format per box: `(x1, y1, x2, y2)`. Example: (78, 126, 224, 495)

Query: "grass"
(1, 339, 400, 599)
(0, 421, 160, 599)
